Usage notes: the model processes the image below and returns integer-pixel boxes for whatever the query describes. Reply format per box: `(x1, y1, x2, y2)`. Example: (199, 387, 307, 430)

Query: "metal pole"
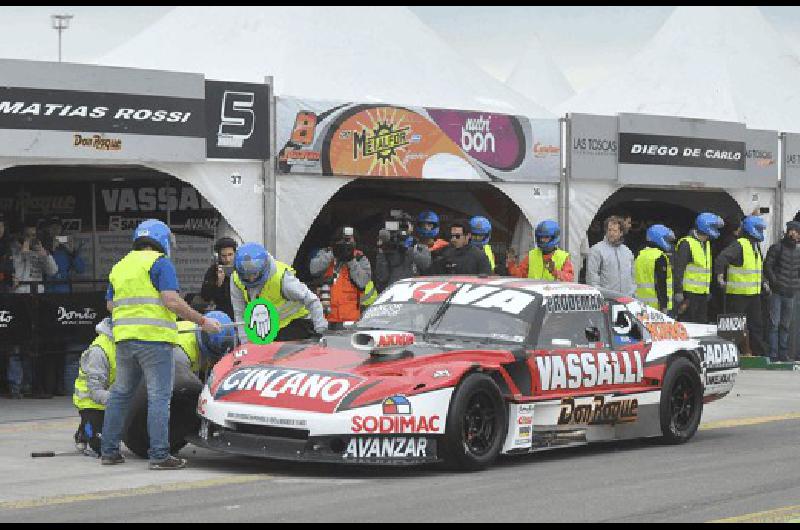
(265, 76, 277, 255)
(57, 27, 61, 62)
(560, 116, 571, 255)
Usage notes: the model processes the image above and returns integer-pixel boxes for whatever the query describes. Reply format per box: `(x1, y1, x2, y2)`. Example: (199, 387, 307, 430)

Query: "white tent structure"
(506, 32, 575, 110)
(100, 6, 551, 118)
(98, 6, 561, 263)
(557, 6, 793, 262)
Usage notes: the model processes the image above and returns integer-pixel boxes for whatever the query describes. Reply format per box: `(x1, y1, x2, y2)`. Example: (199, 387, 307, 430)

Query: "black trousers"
(76, 409, 105, 453)
(726, 294, 767, 356)
(678, 293, 709, 324)
(276, 319, 317, 342)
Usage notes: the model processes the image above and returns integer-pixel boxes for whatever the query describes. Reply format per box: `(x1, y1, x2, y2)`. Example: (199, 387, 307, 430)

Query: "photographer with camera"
(43, 216, 86, 294)
(309, 226, 376, 329)
(430, 220, 492, 276)
(5, 220, 58, 399)
(374, 212, 431, 292)
(200, 237, 238, 319)
(0, 213, 13, 294)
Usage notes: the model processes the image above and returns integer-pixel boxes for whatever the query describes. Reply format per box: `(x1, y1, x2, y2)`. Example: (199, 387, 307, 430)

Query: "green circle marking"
(243, 298, 280, 345)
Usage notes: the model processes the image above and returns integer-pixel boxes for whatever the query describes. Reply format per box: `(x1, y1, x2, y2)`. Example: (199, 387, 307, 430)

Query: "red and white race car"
(188, 276, 739, 470)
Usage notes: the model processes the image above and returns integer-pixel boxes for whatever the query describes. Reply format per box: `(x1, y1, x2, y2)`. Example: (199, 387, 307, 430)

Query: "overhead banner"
(618, 133, 746, 170)
(0, 59, 206, 162)
(567, 113, 618, 181)
(277, 98, 560, 182)
(204, 80, 271, 160)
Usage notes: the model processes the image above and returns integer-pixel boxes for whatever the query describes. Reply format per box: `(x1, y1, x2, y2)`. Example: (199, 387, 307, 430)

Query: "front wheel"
(440, 373, 507, 471)
(659, 357, 703, 444)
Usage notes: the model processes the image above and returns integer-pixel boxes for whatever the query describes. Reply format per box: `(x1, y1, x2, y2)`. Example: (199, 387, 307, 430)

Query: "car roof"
(394, 276, 606, 298)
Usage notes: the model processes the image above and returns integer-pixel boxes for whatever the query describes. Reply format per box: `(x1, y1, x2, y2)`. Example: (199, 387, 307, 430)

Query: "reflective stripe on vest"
(634, 247, 673, 310)
(110, 250, 178, 344)
(483, 245, 495, 272)
(232, 260, 310, 329)
(679, 236, 712, 294)
(72, 333, 116, 411)
(175, 321, 201, 374)
(527, 248, 569, 280)
(726, 238, 763, 295)
(360, 280, 378, 308)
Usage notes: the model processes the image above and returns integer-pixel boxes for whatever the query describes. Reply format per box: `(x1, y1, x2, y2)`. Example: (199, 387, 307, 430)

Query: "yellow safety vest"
(635, 247, 673, 310)
(527, 248, 569, 280)
(110, 250, 178, 344)
(678, 236, 712, 295)
(175, 320, 201, 374)
(232, 260, 310, 329)
(72, 333, 116, 411)
(726, 238, 763, 295)
(359, 280, 378, 308)
(483, 245, 495, 272)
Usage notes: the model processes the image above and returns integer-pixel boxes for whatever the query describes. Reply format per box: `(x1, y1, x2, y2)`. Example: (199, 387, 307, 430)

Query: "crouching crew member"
(174, 310, 237, 375)
(73, 318, 115, 455)
(231, 242, 328, 342)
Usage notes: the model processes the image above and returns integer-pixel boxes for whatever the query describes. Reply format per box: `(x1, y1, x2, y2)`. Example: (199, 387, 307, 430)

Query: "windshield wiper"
(422, 289, 459, 342)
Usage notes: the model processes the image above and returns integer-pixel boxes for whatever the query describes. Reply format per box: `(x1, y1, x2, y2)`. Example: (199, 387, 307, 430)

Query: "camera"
(379, 211, 414, 251)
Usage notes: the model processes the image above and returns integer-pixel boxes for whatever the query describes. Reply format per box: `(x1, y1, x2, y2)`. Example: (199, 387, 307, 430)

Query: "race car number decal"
(536, 351, 644, 391)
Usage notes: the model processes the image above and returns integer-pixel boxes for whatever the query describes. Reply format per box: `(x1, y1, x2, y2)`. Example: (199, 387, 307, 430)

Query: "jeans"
(7, 347, 33, 393)
(769, 294, 796, 361)
(63, 353, 80, 395)
(101, 340, 175, 462)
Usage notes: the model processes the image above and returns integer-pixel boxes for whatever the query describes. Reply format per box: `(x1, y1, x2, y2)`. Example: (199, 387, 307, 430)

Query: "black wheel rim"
(462, 390, 499, 457)
(670, 374, 697, 433)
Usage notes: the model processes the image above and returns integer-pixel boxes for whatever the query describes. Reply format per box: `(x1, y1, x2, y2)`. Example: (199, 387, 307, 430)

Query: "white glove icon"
(249, 304, 271, 340)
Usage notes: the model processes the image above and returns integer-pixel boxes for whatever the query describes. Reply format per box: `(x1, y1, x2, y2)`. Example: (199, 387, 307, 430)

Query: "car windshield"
(355, 280, 539, 344)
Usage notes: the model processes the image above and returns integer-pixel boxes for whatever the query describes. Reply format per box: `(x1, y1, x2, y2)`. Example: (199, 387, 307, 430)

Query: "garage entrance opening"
(292, 179, 526, 281)
(587, 187, 745, 322)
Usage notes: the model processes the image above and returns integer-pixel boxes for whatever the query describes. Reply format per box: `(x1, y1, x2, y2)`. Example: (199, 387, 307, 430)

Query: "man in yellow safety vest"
(672, 212, 724, 323)
(634, 224, 676, 313)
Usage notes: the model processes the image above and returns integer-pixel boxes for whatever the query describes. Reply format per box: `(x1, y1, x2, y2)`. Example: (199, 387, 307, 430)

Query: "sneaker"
(149, 455, 186, 470)
(101, 453, 125, 465)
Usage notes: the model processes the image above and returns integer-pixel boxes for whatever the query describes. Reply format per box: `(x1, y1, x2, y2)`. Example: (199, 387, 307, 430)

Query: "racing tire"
(659, 357, 703, 444)
(440, 373, 507, 471)
(123, 366, 203, 459)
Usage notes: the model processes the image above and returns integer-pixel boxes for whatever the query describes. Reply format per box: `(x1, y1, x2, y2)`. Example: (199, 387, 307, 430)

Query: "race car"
(187, 276, 740, 470)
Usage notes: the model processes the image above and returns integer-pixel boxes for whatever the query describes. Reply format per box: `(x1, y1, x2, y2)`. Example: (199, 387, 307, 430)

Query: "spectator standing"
(586, 216, 636, 296)
(374, 223, 431, 292)
(763, 221, 800, 361)
(430, 221, 491, 275)
(200, 237, 238, 319)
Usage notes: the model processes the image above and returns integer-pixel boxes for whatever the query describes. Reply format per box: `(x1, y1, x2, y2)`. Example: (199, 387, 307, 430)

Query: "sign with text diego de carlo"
(616, 113, 754, 188)
(0, 58, 206, 162)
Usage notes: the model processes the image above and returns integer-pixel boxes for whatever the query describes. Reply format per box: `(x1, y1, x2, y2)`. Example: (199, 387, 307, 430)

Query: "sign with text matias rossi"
(618, 132, 746, 171)
(204, 80, 270, 160)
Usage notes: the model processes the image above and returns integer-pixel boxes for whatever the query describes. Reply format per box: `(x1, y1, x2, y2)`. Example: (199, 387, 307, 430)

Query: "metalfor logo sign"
(618, 133, 746, 170)
(204, 80, 270, 160)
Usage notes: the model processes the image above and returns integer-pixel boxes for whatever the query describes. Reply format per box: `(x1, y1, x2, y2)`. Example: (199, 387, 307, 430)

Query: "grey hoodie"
(75, 318, 114, 407)
(230, 253, 327, 343)
(586, 237, 636, 297)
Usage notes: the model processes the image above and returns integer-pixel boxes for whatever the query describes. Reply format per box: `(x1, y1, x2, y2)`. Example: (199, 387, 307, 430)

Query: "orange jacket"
(507, 252, 574, 281)
(321, 258, 363, 323)
(427, 239, 449, 252)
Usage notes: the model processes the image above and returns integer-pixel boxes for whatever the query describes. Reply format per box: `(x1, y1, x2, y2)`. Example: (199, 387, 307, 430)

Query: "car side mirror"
(585, 326, 601, 343)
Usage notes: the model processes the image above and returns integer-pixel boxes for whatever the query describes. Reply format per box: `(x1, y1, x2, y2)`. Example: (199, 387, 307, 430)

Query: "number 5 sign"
(205, 80, 270, 160)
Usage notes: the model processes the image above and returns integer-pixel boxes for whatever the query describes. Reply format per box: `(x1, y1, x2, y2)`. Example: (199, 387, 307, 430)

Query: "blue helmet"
(742, 215, 767, 242)
(234, 242, 272, 288)
(535, 220, 561, 253)
(197, 310, 236, 365)
(695, 212, 724, 240)
(133, 219, 173, 257)
(469, 216, 492, 247)
(416, 210, 439, 239)
(646, 224, 676, 252)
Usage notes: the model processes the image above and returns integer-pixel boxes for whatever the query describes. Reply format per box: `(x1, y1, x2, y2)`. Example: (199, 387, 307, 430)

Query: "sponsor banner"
(342, 436, 435, 461)
(277, 97, 560, 182)
(568, 113, 618, 181)
(213, 366, 364, 414)
(502, 402, 535, 453)
(351, 395, 442, 434)
(205, 80, 270, 160)
(373, 280, 537, 316)
(0, 294, 33, 342)
(37, 292, 107, 344)
(784, 133, 800, 190)
(700, 342, 739, 371)
(618, 133, 746, 170)
(744, 129, 778, 186)
(535, 350, 644, 393)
